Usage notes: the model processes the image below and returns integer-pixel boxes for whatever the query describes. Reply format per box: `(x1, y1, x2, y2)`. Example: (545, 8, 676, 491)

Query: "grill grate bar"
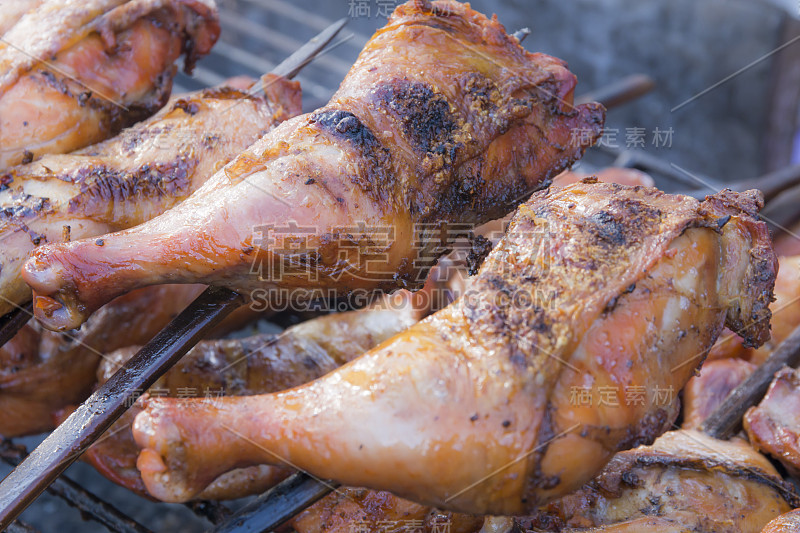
(242, 0, 370, 49)
(0, 440, 152, 533)
(208, 41, 333, 102)
(185, 500, 233, 525)
(8, 521, 39, 533)
(210, 473, 336, 533)
(218, 10, 353, 77)
(189, 64, 233, 88)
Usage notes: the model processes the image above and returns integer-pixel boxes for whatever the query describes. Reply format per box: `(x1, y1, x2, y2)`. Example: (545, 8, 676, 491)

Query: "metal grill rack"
(173, 0, 370, 111)
(1, 1, 800, 532)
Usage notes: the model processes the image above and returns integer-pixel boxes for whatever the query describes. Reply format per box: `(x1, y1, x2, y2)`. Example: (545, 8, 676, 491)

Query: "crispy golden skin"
(0, 0, 220, 170)
(744, 366, 800, 477)
(525, 430, 796, 532)
(131, 182, 776, 512)
(0, 75, 300, 316)
(73, 304, 417, 499)
(23, 0, 604, 331)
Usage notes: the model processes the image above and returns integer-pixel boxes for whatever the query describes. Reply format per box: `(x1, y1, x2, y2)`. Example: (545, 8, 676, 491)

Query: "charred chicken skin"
(0, 74, 300, 317)
(0, 0, 220, 170)
(525, 430, 796, 532)
(23, 0, 604, 331)
(131, 181, 776, 512)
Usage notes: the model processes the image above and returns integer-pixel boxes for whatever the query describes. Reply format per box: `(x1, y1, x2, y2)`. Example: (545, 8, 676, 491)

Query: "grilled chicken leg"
(132, 181, 776, 512)
(77, 302, 419, 499)
(525, 430, 796, 532)
(0, 74, 300, 316)
(24, 0, 604, 331)
(0, 0, 220, 170)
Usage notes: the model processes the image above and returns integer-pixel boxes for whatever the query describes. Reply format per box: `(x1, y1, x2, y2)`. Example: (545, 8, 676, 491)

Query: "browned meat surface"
(73, 304, 418, 499)
(553, 167, 655, 188)
(0, 0, 220, 169)
(762, 509, 800, 533)
(23, 0, 604, 331)
(291, 488, 484, 533)
(744, 366, 800, 476)
(130, 181, 775, 511)
(0, 283, 262, 437)
(0, 74, 300, 316)
(682, 358, 756, 430)
(706, 254, 800, 364)
(524, 430, 796, 532)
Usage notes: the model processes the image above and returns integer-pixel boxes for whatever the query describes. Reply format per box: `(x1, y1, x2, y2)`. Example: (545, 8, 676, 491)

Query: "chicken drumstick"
(132, 180, 776, 513)
(0, 0, 220, 169)
(24, 0, 604, 331)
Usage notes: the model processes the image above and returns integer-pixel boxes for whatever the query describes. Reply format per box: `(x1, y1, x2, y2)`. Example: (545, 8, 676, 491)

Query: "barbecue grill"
(1, 0, 800, 531)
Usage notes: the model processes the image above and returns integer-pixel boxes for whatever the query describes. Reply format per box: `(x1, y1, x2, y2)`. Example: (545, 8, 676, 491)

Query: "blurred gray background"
(175, 0, 800, 184)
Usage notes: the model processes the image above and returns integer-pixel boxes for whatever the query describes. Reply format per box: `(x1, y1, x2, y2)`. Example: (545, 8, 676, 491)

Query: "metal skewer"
(0, 17, 348, 528)
(701, 323, 800, 440)
(210, 473, 337, 533)
(576, 73, 655, 109)
(0, 303, 32, 348)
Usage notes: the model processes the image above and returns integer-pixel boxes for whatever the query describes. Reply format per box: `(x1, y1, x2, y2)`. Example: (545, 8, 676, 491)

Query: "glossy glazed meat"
(131, 181, 776, 512)
(24, 0, 605, 331)
(0, 0, 220, 170)
(78, 304, 417, 499)
(744, 366, 800, 476)
(290, 169, 662, 533)
(682, 358, 756, 430)
(0, 75, 300, 317)
(524, 430, 796, 532)
(0, 283, 260, 437)
(707, 254, 800, 364)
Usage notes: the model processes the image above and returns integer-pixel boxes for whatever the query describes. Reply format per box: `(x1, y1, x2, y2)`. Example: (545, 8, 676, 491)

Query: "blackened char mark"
(373, 79, 457, 155)
(310, 109, 392, 200)
(587, 199, 664, 249)
(311, 110, 383, 155)
(589, 211, 628, 247)
(66, 157, 197, 219)
(0, 173, 12, 192)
